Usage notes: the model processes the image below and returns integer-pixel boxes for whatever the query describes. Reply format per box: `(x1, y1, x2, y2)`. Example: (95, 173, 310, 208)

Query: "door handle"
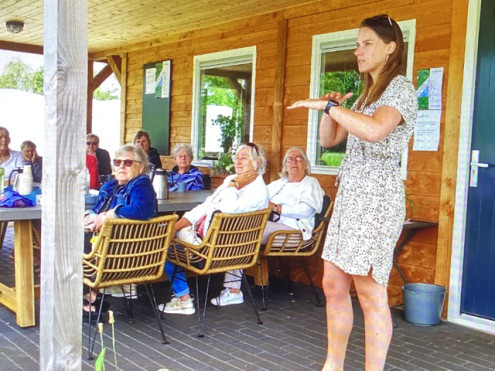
(470, 162, 495, 168)
(469, 150, 495, 187)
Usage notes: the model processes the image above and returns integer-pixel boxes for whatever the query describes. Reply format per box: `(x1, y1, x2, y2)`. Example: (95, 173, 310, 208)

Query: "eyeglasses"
(286, 156, 303, 163)
(113, 159, 141, 167)
(86, 142, 98, 146)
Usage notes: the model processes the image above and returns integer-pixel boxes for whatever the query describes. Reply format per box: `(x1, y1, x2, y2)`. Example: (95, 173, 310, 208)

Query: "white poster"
(413, 110, 441, 151)
(145, 68, 156, 94)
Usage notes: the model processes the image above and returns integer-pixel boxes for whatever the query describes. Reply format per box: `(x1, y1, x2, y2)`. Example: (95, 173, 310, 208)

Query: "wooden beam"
(435, 0, 469, 315)
(40, 0, 86, 367)
(120, 53, 128, 145)
(270, 18, 288, 181)
(91, 63, 113, 91)
(106, 55, 122, 82)
(0, 41, 43, 54)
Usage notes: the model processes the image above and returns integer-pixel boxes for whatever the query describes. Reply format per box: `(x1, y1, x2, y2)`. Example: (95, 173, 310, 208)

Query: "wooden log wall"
(117, 0, 460, 306)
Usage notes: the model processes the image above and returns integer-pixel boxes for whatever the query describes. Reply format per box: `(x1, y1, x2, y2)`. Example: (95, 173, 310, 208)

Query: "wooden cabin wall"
(119, 0, 455, 306)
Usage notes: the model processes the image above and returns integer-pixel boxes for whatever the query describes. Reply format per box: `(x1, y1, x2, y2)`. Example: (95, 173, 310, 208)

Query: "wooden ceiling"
(0, 0, 317, 57)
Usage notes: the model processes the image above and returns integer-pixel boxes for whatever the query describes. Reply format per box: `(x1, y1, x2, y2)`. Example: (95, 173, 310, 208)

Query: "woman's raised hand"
(287, 91, 353, 110)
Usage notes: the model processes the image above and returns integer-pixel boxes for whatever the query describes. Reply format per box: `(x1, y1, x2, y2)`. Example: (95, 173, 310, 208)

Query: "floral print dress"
(322, 75, 418, 286)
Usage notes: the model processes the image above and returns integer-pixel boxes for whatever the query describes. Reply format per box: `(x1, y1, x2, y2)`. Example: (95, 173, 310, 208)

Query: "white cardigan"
(184, 174, 269, 234)
(268, 176, 324, 240)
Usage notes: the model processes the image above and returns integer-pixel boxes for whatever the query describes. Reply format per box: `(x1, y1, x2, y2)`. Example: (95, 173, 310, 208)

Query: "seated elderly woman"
(207, 147, 325, 308)
(21, 140, 43, 183)
(0, 127, 24, 182)
(83, 144, 157, 318)
(262, 147, 325, 244)
(159, 143, 269, 315)
(167, 143, 204, 192)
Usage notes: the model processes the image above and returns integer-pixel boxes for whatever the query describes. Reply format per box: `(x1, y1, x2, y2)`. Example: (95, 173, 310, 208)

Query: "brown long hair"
(356, 14, 404, 110)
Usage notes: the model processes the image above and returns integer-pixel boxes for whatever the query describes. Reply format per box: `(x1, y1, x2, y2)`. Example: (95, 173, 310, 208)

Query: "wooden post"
(120, 53, 128, 145)
(435, 0, 469, 315)
(270, 19, 287, 182)
(40, 0, 87, 368)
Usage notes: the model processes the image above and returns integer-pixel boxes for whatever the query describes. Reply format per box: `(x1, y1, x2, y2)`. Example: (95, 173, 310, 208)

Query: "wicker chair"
(167, 208, 271, 337)
(83, 214, 177, 358)
(258, 195, 333, 309)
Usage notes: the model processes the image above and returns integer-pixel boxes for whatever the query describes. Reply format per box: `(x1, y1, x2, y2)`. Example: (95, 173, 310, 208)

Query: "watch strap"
(324, 99, 339, 115)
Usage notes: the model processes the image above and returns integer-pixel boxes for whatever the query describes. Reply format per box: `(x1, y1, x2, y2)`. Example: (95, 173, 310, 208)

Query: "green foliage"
(320, 151, 346, 167)
(212, 114, 243, 153)
(211, 151, 235, 175)
(93, 87, 118, 100)
(320, 70, 362, 109)
(0, 58, 118, 99)
(0, 59, 41, 94)
(318, 70, 362, 166)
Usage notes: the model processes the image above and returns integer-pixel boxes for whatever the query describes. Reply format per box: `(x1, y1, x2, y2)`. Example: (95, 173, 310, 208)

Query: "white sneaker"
(210, 288, 244, 306)
(105, 284, 138, 299)
(158, 297, 195, 315)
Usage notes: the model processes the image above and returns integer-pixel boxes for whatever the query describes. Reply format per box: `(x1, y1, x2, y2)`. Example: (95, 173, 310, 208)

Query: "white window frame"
(190, 46, 257, 165)
(306, 20, 416, 178)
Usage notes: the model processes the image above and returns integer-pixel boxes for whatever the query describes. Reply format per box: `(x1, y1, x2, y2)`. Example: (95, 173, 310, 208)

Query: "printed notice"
(160, 61, 171, 98)
(413, 110, 441, 151)
(145, 68, 156, 94)
(416, 67, 443, 110)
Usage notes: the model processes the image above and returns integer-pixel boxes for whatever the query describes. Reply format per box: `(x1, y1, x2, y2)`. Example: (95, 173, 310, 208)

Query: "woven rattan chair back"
(83, 214, 178, 289)
(261, 196, 333, 257)
(168, 208, 271, 275)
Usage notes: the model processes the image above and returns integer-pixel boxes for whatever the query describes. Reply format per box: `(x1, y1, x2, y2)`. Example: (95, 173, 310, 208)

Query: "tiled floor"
(1, 225, 495, 370)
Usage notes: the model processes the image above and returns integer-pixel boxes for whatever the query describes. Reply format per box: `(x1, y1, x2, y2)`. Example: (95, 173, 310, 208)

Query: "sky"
(0, 50, 121, 156)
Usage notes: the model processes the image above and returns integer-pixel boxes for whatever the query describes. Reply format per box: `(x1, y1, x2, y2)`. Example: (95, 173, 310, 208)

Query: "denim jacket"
(90, 174, 156, 220)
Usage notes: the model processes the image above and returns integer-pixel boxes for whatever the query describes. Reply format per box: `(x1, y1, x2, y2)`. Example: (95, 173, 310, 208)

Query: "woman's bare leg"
(321, 261, 353, 371)
(353, 274, 392, 371)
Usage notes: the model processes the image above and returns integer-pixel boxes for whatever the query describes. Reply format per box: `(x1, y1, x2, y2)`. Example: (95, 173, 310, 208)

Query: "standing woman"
(289, 14, 417, 370)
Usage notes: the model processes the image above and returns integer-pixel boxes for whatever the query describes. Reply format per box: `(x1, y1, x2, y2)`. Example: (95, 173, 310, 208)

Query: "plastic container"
(402, 283, 446, 326)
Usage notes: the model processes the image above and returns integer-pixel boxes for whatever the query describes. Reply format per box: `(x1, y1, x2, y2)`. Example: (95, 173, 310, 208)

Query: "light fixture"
(6, 20, 24, 34)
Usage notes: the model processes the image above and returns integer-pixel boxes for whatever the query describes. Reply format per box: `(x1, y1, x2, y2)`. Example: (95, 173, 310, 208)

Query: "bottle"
(18, 162, 33, 195)
(0, 167, 4, 194)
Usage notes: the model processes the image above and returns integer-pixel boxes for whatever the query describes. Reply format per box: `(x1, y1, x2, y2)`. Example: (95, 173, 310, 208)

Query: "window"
(306, 20, 416, 178)
(191, 47, 256, 160)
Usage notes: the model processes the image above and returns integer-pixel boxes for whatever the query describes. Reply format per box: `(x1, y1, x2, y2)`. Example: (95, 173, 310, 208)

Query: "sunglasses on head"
(113, 159, 141, 167)
(246, 142, 259, 156)
(86, 141, 98, 146)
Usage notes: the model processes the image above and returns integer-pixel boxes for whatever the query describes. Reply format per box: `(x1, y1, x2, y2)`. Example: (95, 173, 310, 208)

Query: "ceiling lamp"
(6, 20, 24, 34)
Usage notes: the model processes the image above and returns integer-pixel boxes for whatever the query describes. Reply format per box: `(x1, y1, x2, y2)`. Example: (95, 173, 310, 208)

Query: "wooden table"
(157, 190, 212, 213)
(0, 205, 41, 327)
(394, 219, 438, 284)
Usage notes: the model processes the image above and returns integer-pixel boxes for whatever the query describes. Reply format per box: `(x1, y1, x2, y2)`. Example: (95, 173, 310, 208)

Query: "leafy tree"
(0, 58, 118, 99)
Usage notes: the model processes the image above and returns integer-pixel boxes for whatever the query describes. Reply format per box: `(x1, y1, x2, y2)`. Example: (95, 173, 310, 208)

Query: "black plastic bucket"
(402, 283, 446, 326)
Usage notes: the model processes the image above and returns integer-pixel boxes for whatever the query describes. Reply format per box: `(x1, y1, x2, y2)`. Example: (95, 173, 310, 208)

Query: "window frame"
(190, 46, 257, 164)
(306, 19, 416, 179)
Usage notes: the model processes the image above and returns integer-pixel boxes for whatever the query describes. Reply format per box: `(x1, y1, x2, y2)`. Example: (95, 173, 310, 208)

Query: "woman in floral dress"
(289, 14, 417, 370)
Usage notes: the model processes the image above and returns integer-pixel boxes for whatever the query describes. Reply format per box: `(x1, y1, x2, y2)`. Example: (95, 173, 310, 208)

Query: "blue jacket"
(91, 174, 156, 220)
(167, 165, 204, 192)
